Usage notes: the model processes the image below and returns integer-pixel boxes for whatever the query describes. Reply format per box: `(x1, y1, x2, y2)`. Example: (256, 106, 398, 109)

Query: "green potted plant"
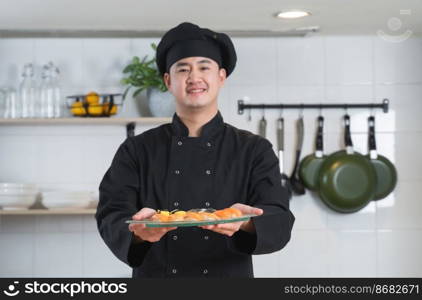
(121, 43, 175, 117)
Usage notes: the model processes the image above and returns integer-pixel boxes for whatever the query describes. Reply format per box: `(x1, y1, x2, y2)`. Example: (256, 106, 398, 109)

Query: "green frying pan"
(299, 116, 326, 191)
(318, 115, 377, 213)
(366, 116, 397, 200)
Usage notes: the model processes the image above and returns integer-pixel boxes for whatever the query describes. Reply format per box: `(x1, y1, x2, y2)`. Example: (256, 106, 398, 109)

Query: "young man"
(96, 22, 295, 278)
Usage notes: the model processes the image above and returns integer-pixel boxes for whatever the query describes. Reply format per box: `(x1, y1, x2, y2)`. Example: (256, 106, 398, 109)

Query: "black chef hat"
(156, 22, 237, 77)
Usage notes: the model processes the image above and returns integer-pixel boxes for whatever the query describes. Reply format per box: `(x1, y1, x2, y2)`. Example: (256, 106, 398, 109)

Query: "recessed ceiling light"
(276, 10, 311, 19)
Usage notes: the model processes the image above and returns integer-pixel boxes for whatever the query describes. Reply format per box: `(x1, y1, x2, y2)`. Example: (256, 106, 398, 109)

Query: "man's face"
(163, 56, 226, 110)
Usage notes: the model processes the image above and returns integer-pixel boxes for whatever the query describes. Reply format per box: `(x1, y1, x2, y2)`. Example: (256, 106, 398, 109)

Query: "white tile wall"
(0, 35, 421, 278)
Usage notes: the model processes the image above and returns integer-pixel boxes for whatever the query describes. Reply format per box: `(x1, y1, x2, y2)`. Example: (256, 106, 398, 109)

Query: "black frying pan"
(299, 116, 326, 191)
(318, 115, 377, 213)
(366, 116, 397, 200)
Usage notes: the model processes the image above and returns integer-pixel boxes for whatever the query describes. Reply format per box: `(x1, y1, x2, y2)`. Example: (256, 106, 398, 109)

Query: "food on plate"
(148, 207, 243, 223)
(214, 207, 242, 219)
(151, 210, 170, 222)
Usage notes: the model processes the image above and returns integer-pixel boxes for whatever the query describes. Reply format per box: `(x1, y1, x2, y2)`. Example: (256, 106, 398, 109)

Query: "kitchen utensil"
(66, 93, 123, 117)
(366, 116, 397, 200)
(0, 194, 37, 209)
(299, 116, 326, 191)
(41, 190, 93, 209)
(0, 183, 38, 191)
(277, 117, 292, 198)
(318, 115, 377, 213)
(258, 114, 267, 138)
(289, 116, 306, 195)
(0, 183, 38, 209)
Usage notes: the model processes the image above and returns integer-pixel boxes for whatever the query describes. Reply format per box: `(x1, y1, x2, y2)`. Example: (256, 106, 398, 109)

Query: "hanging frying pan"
(366, 116, 397, 200)
(299, 116, 326, 191)
(277, 117, 292, 199)
(318, 115, 377, 213)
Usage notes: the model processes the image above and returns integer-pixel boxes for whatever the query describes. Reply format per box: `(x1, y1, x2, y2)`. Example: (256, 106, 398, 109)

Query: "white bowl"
(41, 190, 93, 209)
(0, 183, 38, 190)
(0, 194, 37, 210)
(0, 183, 39, 195)
(42, 198, 91, 209)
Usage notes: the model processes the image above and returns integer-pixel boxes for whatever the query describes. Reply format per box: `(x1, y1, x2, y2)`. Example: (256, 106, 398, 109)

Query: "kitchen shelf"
(0, 208, 96, 215)
(0, 117, 172, 125)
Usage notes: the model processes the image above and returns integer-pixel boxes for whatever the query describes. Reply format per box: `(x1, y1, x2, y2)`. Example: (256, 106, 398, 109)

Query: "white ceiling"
(0, 0, 421, 36)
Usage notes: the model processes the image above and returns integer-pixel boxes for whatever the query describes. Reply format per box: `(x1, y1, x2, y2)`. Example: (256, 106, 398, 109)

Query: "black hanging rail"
(237, 98, 389, 115)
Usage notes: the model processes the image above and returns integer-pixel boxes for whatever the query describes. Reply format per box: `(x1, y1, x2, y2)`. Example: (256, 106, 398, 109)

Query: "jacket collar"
(171, 111, 224, 138)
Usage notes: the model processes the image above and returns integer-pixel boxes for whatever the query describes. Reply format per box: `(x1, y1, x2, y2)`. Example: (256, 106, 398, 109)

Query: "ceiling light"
(276, 10, 311, 19)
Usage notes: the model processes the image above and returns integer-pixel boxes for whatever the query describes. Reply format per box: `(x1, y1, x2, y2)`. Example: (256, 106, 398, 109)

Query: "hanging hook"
(299, 103, 304, 118)
(247, 107, 252, 121)
(262, 105, 266, 118)
(344, 104, 349, 116)
(318, 103, 323, 117)
(279, 104, 284, 118)
(370, 103, 375, 117)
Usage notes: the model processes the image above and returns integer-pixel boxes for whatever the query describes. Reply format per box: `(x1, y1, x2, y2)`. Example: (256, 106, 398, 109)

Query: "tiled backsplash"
(0, 35, 421, 277)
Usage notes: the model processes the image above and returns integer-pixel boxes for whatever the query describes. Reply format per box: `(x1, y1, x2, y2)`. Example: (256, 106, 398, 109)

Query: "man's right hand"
(128, 207, 177, 243)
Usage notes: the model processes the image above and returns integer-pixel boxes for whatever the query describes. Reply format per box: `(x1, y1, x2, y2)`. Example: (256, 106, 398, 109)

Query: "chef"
(96, 22, 295, 278)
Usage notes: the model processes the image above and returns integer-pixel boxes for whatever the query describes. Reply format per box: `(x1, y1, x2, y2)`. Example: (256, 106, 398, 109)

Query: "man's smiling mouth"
(187, 88, 207, 95)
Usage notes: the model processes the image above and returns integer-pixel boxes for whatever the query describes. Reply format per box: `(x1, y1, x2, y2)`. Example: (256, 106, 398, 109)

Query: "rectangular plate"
(125, 214, 258, 228)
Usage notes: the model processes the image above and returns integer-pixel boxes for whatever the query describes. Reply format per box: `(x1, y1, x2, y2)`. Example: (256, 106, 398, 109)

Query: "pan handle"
(277, 118, 284, 152)
(297, 117, 304, 151)
(315, 116, 324, 158)
(344, 114, 354, 154)
(368, 116, 378, 159)
(259, 116, 267, 138)
(277, 117, 285, 174)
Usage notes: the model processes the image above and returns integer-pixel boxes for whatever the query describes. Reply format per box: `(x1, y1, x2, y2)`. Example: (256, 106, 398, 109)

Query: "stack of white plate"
(0, 183, 39, 210)
(41, 190, 93, 209)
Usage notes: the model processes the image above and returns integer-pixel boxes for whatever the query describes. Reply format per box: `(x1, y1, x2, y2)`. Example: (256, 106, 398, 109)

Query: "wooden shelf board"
(0, 117, 172, 125)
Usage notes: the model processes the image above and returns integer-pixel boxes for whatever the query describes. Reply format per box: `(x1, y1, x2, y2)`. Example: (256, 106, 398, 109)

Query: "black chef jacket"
(96, 111, 295, 278)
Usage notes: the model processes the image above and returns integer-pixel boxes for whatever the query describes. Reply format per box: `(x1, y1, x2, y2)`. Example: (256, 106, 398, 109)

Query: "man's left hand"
(199, 203, 263, 237)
